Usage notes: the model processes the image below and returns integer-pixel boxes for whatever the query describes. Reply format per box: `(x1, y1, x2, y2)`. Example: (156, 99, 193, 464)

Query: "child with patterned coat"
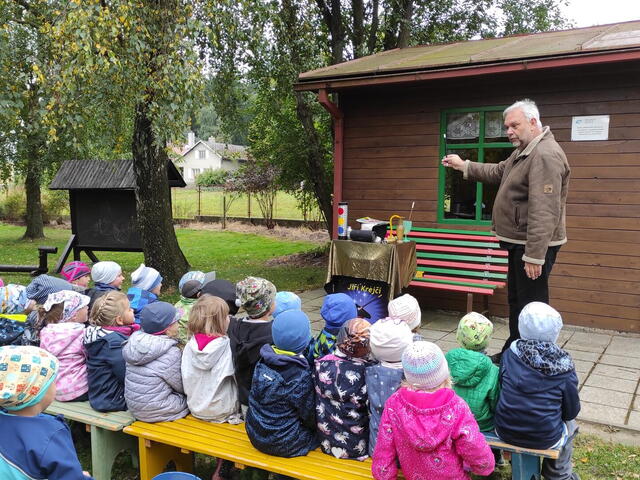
(84, 291, 138, 412)
(123, 302, 188, 423)
(372, 341, 495, 480)
(314, 317, 372, 460)
(227, 276, 276, 413)
(495, 302, 581, 480)
(0, 345, 94, 479)
(365, 317, 413, 456)
(126, 264, 163, 323)
(310, 293, 357, 360)
(39, 290, 91, 402)
(445, 312, 500, 433)
(246, 310, 318, 457)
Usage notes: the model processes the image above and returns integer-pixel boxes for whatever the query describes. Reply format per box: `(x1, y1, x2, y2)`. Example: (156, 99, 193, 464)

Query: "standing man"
(442, 99, 570, 362)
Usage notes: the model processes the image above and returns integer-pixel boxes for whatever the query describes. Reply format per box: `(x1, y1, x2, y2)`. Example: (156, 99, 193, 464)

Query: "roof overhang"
(294, 48, 640, 92)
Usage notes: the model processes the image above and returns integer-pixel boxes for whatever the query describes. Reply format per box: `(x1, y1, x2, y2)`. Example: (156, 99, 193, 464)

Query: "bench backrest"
(405, 227, 508, 295)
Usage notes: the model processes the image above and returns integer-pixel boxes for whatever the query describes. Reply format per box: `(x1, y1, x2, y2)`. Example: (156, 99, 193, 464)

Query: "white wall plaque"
(571, 115, 610, 141)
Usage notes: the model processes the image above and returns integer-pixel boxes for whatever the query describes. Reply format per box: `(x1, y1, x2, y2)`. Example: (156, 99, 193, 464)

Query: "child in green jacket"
(445, 312, 503, 465)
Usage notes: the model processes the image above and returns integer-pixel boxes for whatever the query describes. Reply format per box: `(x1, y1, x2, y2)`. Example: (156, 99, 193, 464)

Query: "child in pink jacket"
(39, 290, 91, 402)
(372, 341, 494, 480)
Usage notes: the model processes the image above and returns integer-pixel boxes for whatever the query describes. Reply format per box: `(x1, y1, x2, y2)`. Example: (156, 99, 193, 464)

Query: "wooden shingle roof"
(49, 159, 186, 190)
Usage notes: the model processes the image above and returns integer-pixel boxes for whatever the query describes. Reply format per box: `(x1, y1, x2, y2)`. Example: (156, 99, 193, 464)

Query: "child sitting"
(61, 261, 92, 290)
(0, 345, 93, 479)
(495, 302, 580, 480)
(445, 312, 499, 433)
(87, 261, 124, 310)
(39, 290, 91, 402)
(123, 301, 188, 422)
(175, 271, 216, 344)
(365, 317, 413, 456)
(311, 293, 357, 360)
(315, 317, 372, 460)
(246, 310, 318, 457)
(182, 295, 240, 422)
(227, 276, 276, 413)
(387, 293, 423, 341)
(372, 341, 495, 479)
(273, 291, 302, 319)
(84, 291, 137, 412)
(126, 263, 162, 323)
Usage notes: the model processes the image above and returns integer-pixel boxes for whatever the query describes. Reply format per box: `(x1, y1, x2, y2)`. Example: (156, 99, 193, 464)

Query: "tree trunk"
(293, 91, 333, 235)
(23, 144, 45, 240)
(132, 100, 189, 290)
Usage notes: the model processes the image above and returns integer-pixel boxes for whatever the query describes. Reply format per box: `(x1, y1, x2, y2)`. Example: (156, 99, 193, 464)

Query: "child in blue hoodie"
(0, 345, 93, 479)
(127, 263, 162, 323)
(245, 310, 318, 457)
(310, 293, 357, 360)
(495, 302, 580, 480)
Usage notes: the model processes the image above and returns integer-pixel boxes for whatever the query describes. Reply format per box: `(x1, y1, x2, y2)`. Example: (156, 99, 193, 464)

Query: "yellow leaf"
(579, 457, 588, 463)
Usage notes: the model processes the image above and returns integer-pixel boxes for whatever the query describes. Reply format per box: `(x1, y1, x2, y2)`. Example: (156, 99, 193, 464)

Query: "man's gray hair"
(504, 99, 542, 128)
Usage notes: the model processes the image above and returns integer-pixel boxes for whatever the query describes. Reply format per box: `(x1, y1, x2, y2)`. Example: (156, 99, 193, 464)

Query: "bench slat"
(483, 433, 560, 460)
(412, 237, 501, 248)
(409, 231, 501, 242)
(412, 227, 496, 237)
(418, 259, 508, 273)
(410, 280, 496, 295)
(46, 401, 135, 431)
(417, 266, 507, 280)
(416, 274, 505, 289)
(417, 252, 509, 264)
(416, 244, 508, 256)
(125, 417, 373, 480)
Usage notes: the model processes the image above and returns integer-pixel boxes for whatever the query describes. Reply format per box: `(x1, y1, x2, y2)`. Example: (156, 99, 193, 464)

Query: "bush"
(1, 191, 26, 221)
(42, 190, 69, 223)
(196, 169, 229, 187)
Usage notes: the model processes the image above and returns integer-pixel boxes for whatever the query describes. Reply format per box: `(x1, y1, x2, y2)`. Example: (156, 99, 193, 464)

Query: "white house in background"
(177, 132, 248, 184)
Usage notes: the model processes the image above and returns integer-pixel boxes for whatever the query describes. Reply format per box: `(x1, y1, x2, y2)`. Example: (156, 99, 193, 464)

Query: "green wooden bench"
(45, 401, 138, 480)
(405, 227, 508, 312)
(124, 415, 373, 480)
(484, 432, 561, 480)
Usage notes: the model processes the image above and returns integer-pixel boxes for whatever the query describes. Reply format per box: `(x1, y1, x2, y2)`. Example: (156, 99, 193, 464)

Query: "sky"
(561, 0, 640, 27)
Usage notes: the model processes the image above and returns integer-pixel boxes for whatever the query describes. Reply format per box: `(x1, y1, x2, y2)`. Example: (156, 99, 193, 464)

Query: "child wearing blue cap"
(310, 293, 357, 360)
(122, 301, 189, 422)
(245, 310, 318, 458)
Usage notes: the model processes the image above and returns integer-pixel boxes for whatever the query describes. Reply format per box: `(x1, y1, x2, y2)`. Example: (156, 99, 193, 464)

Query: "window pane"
(446, 112, 479, 144)
(481, 148, 512, 220)
(444, 149, 478, 219)
(485, 111, 508, 143)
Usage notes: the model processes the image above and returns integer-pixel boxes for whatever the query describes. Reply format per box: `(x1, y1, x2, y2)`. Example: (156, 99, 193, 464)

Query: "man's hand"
(441, 154, 465, 171)
(524, 262, 542, 280)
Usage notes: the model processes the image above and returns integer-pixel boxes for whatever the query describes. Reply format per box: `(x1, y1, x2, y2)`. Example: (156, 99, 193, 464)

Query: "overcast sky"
(561, 0, 640, 27)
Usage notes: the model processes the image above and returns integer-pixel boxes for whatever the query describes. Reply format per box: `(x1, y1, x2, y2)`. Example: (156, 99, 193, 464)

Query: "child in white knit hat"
(126, 263, 163, 323)
(387, 294, 423, 341)
(365, 317, 413, 456)
(372, 341, 494, 480)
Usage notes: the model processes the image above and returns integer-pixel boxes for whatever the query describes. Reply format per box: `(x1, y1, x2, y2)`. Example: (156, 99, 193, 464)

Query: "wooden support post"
(137, 438, 193, 480)
(466, 293, 473, 313)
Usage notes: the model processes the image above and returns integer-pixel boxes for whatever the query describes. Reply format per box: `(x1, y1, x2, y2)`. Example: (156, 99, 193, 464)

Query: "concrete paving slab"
(562, 341, 607, 354)
(600, 354, 640, 369)
(579, 385, 633, 409)
(568, 331, 612, 347)
(591, 364, 640, 382)
(417, 329, 448, 342)
(584, 374, 639, 394)
(628, 411, 640, 430)
(578, 401, 628, 426)
(604, 344, 640, 358)
(573, 360, 595, 374)
(566, 350, 601, 363)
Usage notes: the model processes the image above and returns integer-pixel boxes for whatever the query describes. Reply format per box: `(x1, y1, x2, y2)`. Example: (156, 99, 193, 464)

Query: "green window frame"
(437, 106, 513, 225)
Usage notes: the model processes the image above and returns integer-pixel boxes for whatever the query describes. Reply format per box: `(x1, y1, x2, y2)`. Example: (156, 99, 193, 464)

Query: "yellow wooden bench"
(45, 401, 138, 480)
(124, 415, 373, 480)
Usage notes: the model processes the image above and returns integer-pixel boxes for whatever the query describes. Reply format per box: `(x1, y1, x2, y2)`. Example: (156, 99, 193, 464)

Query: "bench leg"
(511, 453, 541, 480)
(466, 293, 473, 313)
(90, 426, 139, 480)
(137, 438, 194, 480)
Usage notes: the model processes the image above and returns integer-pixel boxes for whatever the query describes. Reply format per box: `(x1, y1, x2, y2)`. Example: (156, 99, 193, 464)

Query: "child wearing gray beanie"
(495, 302, 580, 480)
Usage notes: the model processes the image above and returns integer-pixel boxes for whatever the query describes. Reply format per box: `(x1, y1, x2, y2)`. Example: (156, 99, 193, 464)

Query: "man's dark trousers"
(501, 242, 561, 352)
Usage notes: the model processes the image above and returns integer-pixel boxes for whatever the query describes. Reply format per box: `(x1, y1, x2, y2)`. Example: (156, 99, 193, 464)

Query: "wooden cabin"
(296, 21, 640, 332)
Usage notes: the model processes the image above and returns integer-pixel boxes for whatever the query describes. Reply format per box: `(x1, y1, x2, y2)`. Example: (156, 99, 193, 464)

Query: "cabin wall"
(339, 61, 640, 331)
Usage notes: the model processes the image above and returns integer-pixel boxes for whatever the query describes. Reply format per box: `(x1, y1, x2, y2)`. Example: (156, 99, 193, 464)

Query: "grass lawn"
(0, 223, 326, 301)
(172, 188, 324, 222)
